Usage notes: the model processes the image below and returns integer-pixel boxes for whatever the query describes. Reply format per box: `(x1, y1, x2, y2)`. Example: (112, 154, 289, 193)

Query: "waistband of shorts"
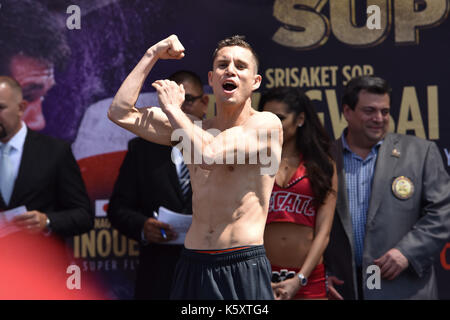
(180, 245, 267, 265)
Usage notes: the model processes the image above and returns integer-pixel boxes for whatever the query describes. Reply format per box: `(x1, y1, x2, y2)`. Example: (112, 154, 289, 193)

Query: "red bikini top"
(266, 162, 317, 228)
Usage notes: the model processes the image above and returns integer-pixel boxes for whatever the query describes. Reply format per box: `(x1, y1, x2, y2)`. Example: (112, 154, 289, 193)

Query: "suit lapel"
(366, 133, 400, 227)
(166, 152, 185, 203)
(334, 139, 355, 250)
(166, 147, 193, 212)
(0, 194, 6, 209)
(8, 130, 39, 208)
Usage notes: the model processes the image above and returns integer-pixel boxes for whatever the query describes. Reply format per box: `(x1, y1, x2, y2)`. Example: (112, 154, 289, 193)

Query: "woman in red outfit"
(259, 87, 337, 300)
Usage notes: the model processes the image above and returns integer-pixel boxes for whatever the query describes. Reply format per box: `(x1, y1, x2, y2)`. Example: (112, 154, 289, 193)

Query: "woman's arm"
(298, 162, 338, 278)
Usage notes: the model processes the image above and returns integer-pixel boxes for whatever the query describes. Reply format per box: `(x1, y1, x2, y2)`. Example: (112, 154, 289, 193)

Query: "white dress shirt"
(0, 122, 28, 192)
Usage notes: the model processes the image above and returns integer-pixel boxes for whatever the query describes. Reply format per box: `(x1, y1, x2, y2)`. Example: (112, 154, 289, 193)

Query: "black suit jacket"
(107, 137, 192, 300)
(0, 129, 93, 237)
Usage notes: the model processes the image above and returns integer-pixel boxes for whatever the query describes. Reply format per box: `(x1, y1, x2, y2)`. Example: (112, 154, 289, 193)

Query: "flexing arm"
(107, 35, 185, 146)
(152, 80, 282, 170)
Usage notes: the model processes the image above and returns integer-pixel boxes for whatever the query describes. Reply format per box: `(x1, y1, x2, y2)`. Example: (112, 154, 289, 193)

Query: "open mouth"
(222, 81, 237, 92)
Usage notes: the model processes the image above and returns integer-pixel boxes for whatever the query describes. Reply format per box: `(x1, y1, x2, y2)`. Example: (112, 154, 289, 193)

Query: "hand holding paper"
(156, 206, 192, 245)
(143, 215, 177, 243)
(0, 206, 27, 238)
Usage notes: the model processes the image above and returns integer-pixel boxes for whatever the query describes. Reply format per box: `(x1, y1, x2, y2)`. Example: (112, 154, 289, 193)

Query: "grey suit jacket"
(324, 133, 450, 299)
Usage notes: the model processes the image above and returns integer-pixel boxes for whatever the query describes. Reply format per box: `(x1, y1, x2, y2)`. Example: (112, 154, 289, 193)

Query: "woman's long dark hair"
(259, 87, 334, 207)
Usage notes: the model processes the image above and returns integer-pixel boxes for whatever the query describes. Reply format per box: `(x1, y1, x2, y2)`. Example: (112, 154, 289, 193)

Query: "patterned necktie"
(178, 160, 191, 203)
(0, 144, 14, 205)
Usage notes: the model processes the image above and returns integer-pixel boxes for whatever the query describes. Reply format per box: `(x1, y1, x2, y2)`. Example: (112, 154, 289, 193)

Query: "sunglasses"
(183, 94, 203, 105)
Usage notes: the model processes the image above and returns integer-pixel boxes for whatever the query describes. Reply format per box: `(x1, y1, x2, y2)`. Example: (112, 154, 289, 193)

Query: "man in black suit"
(107, 70, 208, 299)
(0, 76, 93, 237)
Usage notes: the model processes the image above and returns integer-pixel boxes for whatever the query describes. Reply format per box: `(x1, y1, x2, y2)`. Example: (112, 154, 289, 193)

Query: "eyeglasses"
(183, 94, 203, 106)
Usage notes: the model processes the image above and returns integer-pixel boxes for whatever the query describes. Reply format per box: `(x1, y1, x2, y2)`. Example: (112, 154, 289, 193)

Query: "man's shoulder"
(388, 133, 433, 148)
(27, 129, 69, 149)
(205, 110, 281, 131)
(25, 130, 72, 163)
(250, 110, 279, 121)
(247, 110, 282, 129)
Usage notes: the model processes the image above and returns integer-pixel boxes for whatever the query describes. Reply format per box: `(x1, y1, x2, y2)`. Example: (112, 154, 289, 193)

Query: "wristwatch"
(45, 217, 51, 231)
(297, 273, 308, 287)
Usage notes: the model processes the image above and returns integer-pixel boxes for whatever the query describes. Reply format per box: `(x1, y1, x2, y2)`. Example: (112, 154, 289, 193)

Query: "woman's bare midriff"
(264, 222, 321, 268)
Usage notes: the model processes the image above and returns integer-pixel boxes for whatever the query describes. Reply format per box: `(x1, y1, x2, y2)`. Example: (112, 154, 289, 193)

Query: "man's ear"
(201, 94, 209, 116)
(201, 94, 209, 106)
(18, 100, 28, 116)
(342, 104, 352, 121)
(208, 71, 213, 87)
(252, 74, 262, 91)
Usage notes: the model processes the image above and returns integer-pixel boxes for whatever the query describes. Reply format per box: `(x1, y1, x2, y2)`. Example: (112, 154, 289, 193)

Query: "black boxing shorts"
(170, 245, 274, 300)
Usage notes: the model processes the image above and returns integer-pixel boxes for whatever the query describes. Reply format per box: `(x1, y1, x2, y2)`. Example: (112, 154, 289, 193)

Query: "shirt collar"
(341, 128, 384, 155)
(0, 121, 28, 152)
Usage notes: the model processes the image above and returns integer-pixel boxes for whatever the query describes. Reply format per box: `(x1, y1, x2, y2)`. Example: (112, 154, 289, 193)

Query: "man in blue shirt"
(324, 75, 450, 299)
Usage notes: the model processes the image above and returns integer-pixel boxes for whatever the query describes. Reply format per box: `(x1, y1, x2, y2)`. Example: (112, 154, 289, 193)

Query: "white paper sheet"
(156, 206, 192, 245)
(0, 206, 27, 238)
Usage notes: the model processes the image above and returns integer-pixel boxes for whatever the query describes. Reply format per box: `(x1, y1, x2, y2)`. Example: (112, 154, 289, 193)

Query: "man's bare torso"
(184, 117, 276, 249)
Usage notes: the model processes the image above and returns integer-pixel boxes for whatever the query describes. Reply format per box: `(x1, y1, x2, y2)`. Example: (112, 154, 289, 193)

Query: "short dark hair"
(342, 76, 392, 110)
(212, 35, 259, 72)
(169, 70, 203, 92)
(0, 0, 71, 74)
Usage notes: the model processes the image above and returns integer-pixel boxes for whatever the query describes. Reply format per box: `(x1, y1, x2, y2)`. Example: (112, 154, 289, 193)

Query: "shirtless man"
(108, 35, 282, 299)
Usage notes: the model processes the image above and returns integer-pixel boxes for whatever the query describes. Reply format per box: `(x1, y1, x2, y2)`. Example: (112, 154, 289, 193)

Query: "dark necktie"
(178, 161, 191, 203)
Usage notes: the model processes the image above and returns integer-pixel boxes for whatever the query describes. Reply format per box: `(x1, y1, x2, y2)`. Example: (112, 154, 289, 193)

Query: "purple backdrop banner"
(2, 0, 449, 299)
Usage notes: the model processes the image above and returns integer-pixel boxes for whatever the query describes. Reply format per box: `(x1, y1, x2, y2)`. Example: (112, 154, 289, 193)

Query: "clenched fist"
(149, 34, 185, 60)
(152, 79, 185, 112)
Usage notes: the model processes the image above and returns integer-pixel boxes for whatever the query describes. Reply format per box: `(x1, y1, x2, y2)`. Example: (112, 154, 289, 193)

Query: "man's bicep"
(113, 106, 174, 146)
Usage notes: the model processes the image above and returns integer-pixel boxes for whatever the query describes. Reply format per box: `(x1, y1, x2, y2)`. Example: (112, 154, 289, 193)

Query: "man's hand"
(143, 217, 177, 243)
(373, 248, 409, 280)
(327, 276, 344, 300)
(152, 79, 185, 112)
(12, 211, 48, 234)
(149, 34, 185, 60)
(271, 277, 301, 300)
